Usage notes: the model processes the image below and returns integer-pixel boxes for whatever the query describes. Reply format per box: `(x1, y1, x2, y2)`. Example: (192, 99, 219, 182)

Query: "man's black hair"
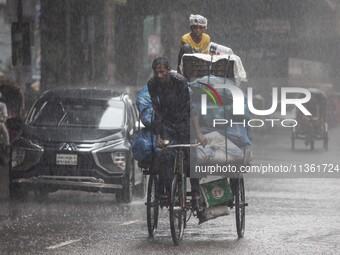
(152, 57, 170, 71)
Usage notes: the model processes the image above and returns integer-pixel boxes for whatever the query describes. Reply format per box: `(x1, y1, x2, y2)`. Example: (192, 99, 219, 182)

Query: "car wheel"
(116, 174, 133, 203)
(116, 157, 134, 203)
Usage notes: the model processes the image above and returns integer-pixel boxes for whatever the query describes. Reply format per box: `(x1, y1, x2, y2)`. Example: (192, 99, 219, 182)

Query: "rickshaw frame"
(170, 53, 249, 244)
(143, 53, 250, 244)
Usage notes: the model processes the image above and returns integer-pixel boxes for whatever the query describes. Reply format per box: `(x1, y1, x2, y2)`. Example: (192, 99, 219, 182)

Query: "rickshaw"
(327, 92, 340, 128)
(291, 88, 328, 150)
(133, 85, 168, 238)
(144, 54, 250, 245)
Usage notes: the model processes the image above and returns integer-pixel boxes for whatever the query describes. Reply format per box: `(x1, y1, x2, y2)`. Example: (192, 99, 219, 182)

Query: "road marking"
(46, 238, 82, 250)
(121, 220, 140, 225)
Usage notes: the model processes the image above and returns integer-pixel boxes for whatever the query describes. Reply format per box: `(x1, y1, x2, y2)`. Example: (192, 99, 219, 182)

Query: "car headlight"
(10, 138, 43, 170)
(111, 151, 126, 171)
(11, 147, 26, 168)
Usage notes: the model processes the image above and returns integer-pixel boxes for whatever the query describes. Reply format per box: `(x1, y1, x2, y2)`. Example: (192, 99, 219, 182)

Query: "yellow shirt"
(181, 33, 211, 53)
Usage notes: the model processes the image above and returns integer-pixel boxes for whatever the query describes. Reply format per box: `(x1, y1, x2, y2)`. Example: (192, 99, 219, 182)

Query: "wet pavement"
(0, 127, 340, 254)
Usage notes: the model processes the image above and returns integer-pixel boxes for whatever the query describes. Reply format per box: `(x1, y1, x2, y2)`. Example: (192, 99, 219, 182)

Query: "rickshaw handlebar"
(163, 142, 201, 149)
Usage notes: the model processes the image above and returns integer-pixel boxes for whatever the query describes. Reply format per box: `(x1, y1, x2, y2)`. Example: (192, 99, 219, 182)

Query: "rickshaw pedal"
(144, 202, 157, 206)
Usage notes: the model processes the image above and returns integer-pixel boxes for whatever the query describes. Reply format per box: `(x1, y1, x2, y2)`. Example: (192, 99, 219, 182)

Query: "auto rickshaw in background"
(327, 92, 340, 128)
(291, 88, 328, 150)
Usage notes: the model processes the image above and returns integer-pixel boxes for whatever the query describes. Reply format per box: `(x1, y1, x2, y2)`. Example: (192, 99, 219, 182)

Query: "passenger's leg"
(184, 147, 201, 196)
(190, 178, 200, 196)
(184, 142, 203, 210)
(159, 125, 176, 200)
(158, 150, 175, 194)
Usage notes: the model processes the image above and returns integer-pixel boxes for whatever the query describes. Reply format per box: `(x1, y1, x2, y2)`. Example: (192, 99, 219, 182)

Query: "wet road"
(0, 127, 340, 254)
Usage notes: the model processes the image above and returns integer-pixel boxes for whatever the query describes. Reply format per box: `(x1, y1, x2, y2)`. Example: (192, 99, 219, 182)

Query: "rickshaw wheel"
(169, 174, 186, 245)
(147, 175, 159, 237)
(235, 176, 245, 238)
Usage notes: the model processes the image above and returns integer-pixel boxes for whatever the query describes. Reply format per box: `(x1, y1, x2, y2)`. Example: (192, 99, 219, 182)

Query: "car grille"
(34, 141, 123, 176)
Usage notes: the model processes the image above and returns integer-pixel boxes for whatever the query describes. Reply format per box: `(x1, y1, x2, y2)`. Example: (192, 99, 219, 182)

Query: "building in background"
(39, 0, 121, 90)
(118, 0, 340, 95)
(4, 0, 340, 97)
(0, 0, 11, 73)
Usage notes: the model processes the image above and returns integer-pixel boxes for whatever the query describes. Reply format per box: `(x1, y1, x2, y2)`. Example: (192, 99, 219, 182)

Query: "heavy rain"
(0, 0, 340, 254)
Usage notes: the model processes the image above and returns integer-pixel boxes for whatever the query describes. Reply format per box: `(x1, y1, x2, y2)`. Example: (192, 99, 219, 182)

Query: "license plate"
(56, 154, 78, 165)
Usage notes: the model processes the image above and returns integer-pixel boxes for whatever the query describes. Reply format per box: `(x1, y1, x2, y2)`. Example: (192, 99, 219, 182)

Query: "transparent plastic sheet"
(189, 76, 252, 148)
(188, 70, 252, 178)
(196, 131, 244, 164)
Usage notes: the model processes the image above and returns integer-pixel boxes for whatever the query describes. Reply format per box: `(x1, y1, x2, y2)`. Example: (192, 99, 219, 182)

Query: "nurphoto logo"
(199, 84, 312, 128)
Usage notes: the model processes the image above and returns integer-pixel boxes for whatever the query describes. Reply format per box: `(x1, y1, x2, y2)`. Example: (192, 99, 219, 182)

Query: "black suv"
(10, 88, 145, 202)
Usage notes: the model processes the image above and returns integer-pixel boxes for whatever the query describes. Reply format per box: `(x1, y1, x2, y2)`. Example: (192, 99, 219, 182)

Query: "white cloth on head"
(189, 14, 207, 29)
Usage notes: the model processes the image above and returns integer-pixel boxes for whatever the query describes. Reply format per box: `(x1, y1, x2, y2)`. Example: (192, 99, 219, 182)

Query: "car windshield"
(28, 98, 125, 129)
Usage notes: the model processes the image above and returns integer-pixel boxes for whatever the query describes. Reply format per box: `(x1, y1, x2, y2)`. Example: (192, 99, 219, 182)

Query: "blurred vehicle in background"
(327, 92, 340, 128)
(292, 88, 328, 150)
(10, 88, 145, 203)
